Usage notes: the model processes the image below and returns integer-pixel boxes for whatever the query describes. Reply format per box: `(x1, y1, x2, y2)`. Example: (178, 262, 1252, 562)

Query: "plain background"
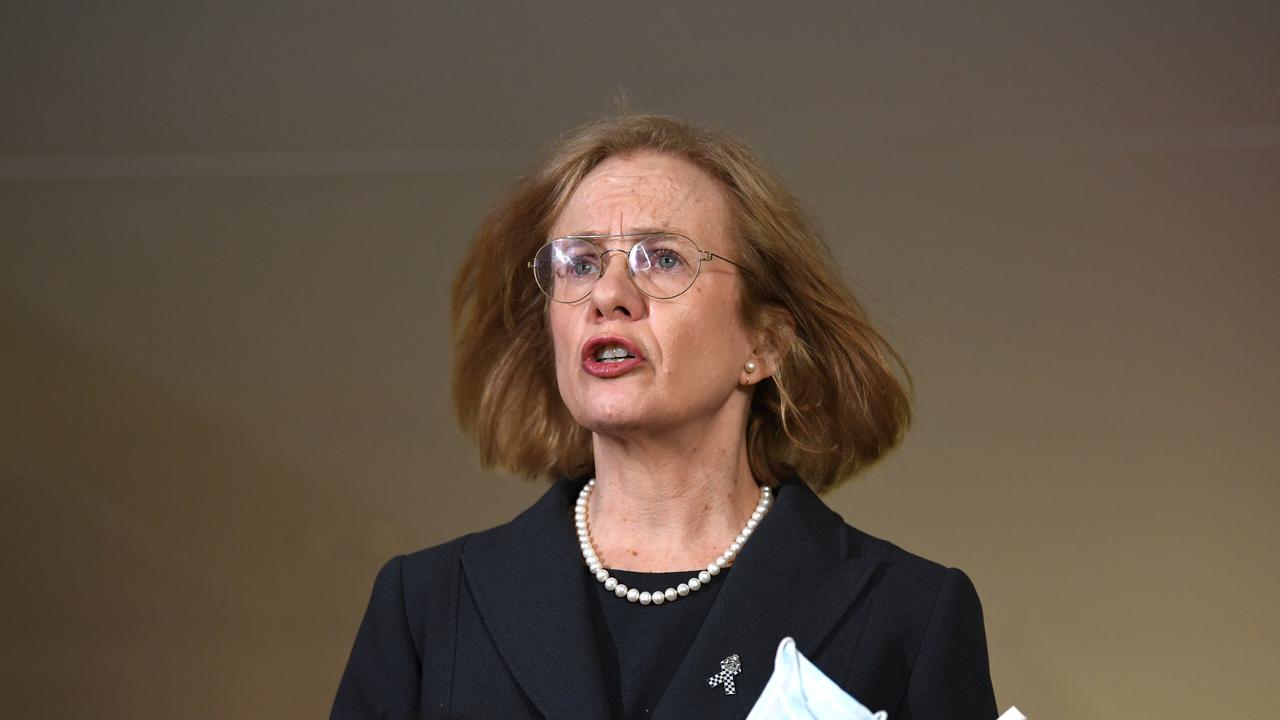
(2, 2, 1277, 717)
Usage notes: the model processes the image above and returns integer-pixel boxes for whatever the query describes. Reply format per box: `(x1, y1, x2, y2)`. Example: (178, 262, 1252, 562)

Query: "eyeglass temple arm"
(703, 251, 752, 275)
(527, 251, 749, 273)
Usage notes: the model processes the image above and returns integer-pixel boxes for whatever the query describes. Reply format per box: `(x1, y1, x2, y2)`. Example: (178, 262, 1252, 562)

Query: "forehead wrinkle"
(608, 184, 696, 227)
(564, 194, 693, 237)
(554, 154, 726, 241)
(592, 164, 695, 205)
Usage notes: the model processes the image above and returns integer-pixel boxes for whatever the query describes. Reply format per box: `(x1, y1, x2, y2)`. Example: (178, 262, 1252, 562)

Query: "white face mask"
(745, 637, 888, 720)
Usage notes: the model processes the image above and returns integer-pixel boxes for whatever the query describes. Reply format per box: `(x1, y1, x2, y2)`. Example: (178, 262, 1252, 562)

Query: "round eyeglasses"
(527, 232, 749, 303)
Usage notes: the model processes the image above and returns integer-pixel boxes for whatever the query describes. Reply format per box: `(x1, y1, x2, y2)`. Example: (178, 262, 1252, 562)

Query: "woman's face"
(547, 151, 760, 439)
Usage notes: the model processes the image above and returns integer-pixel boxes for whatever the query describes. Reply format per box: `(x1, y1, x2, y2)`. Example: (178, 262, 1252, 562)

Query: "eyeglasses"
(527, 232, 749, 304)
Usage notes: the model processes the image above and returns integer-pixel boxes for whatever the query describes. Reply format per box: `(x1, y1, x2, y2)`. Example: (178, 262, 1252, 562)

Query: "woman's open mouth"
(581, 336, 646, 378)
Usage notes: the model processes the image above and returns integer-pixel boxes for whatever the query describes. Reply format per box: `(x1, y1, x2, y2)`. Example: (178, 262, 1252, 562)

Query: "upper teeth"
(596, 345, 631, 360)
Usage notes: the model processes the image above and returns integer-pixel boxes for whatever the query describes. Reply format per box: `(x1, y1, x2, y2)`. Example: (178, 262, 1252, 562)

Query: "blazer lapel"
(651, 479, 881, 720)
(460, 479, 611, 720)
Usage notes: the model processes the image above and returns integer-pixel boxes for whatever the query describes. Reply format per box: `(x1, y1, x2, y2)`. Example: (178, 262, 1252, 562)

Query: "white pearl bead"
(576, 476, 773, 607)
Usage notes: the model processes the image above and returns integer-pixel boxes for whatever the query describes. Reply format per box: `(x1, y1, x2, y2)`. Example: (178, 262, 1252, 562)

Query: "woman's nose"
(590, 250, 647, 320)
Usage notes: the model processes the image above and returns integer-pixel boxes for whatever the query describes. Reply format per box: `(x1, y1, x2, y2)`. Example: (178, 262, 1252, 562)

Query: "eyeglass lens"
(531, 234, 702, 302)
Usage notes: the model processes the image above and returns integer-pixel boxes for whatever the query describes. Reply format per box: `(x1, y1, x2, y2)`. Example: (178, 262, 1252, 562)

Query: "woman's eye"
(554, 256, 597, 278)
(654, 251, 682, 269)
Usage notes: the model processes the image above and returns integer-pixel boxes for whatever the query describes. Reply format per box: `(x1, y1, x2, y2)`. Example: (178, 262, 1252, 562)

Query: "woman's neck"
(585, 417, 763, 573)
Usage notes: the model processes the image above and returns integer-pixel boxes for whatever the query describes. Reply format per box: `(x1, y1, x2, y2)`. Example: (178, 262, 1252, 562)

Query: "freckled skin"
(547, 152, 757, 440)
(547, 151, 769, 571)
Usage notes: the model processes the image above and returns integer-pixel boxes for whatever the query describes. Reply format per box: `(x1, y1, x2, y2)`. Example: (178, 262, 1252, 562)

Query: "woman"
(332, 115, 997, 719)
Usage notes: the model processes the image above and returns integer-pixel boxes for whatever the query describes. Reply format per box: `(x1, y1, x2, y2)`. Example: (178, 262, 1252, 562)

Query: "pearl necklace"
(575, 478, 772, 606)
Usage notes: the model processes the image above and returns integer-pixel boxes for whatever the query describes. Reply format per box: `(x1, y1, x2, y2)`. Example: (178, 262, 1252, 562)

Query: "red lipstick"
(581, 335, 646, 378)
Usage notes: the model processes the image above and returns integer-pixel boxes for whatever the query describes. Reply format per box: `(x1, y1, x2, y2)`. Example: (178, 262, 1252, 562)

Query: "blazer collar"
(460, 479, 611, 720)
(460, 475, 881, 720)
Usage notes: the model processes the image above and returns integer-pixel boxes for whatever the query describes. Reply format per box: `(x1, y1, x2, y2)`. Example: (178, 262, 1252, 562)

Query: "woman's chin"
(572, 400, 663, 437)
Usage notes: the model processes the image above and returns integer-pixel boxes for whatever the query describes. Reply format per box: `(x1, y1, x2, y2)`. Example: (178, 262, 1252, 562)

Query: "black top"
(331, 476, 998, 719)
(587, 567, 731, 719)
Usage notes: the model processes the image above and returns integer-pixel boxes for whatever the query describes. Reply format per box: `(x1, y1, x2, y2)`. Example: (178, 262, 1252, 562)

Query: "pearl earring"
(744, 360, 758, 374)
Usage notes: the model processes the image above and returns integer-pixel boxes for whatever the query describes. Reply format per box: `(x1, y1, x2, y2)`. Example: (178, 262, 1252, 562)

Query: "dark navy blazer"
(331, 476, 998, 719)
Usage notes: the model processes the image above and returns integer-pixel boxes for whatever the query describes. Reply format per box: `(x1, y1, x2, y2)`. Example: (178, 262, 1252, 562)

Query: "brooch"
(708, 654, 742, 695)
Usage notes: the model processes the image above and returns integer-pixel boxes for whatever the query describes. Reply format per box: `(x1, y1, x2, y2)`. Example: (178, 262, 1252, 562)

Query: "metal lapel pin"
(707, 654, 742, 695)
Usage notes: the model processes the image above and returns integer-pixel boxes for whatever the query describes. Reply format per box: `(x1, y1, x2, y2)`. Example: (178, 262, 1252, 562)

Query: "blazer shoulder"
(400, 534, 469, 581)
(841, 522, 987, 636)
(844, 520, 993, 691)
(394, 479, 571, 608)
(838, 523, 996, 716)
(394, 508, 529, 606)
(386, 533, 482, 649)
(844, 522, 953, 588)
(334, 534, 480, 719)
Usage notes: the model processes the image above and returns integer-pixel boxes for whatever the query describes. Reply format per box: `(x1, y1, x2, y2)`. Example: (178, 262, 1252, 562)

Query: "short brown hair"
(451, 114, 911, 493)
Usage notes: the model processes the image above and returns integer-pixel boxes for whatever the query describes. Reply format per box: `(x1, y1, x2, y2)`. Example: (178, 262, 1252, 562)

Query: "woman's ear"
(742, 304, 796, 385)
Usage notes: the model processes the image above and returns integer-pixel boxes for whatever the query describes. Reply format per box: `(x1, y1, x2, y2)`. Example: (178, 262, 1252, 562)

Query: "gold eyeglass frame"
(526, 231, 750, 304)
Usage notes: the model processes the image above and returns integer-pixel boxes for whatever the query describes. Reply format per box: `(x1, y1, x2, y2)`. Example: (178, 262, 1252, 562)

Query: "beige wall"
(2, 3, 1277, 717)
